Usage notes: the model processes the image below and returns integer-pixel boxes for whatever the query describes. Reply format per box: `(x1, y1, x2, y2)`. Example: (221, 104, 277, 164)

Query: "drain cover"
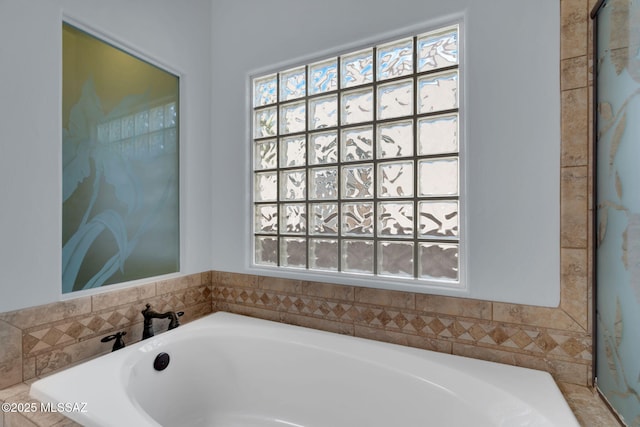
(153, 352, 170, 371)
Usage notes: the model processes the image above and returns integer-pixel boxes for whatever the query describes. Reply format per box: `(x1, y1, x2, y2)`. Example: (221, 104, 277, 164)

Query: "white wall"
(0, 0, 213, 312)
(0, 0, 561, 312)
(210, 0, 561, 306)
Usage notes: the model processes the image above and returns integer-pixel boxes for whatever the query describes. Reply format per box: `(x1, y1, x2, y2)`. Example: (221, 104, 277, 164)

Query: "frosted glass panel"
(280, 67, 306, 101)
(135, 110, 149, 135)
(378, 120, 413, 159)
(310, 131, 338, 165)
(378, 161, 414, 198)
(281, 169, 306, 200)
(309, 239, 338, 271)
(418, 114, 458, 155)
(255, 236, 278, 265)
(419, 243, 458, 280)
(149, 106, 164, 131)
(595, 1, 640, 423)
(342, 240, 374, 273)
(255, 172, 277, 202)
(378, 79, 413, 119)
(254, 74, 277, 107)
(310, 203, 338, 235)
(281, 204, 306, 234)
(255, 204, 278, 234)
(418, 158, 458, 196)
(343, 164, 374, 199)
(254, 107, 277, 138)
(280, 102, 306, 134)
(281, 237, 306, 268)
(341, 48, 373, 88)
(341, 202, 374, 236)
(418, 201, 458, 238)
(164, 102, 177, 128)
(310, 167, 338, 200)
(309, 58, 338, 94)
(280, 170, 307, 200)
(255, 140, 277, 170)
(378, 202, 414, 238)
(418, 71, 458, 113)
(342, 126, 373, 162)
(280, 136, 306, 167)
(122, 115, 134, 139)
(309, 95, 338, 130)
(417, 27, 458, 72)
(377, 38, 413, 80)
(342, 88, 373, 125)
(378, 241, 413, 277)
(109, 120, 121, 142)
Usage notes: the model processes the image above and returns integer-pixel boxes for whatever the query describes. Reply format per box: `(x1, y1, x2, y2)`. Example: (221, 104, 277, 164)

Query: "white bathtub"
(30, 312, 579, 427)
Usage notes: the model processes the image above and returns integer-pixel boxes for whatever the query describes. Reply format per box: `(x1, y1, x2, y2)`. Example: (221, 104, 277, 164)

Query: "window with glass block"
(252, 25, 460, 282)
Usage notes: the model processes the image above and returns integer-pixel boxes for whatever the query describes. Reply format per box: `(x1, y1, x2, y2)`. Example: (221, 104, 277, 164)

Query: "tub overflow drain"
(153, 352, 170, 371)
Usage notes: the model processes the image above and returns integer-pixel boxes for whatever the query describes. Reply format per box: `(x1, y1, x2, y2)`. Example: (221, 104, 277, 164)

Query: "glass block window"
(252, 25, 460, 283)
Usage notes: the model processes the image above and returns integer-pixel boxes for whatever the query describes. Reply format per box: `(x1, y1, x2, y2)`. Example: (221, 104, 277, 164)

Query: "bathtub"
(30, 312, 579, 427)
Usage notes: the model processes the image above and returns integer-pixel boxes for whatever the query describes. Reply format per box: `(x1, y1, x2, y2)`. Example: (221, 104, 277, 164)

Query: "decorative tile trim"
(212, 263, 594, 386)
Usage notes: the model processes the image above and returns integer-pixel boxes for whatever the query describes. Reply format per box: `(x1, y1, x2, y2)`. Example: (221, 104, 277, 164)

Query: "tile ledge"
(558, 382, 624, 426)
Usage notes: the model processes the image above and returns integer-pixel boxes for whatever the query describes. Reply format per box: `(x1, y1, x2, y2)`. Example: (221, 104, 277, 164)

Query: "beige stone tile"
(561, 0, 588, 59)
(354, 325, 452, 354)
(167, 301, 212, 327)
(200, 270, 212, 285)
(512, 353, 590, 385)
(415, 294, 491, 320)
(4, 388, 71, 427)
(280, 312, 354, 336)
(0, 299, 91, 330)
(91, 283, 155, 312)
(22, 358, 36, 383)
(257, 276, 302, 294)
(354, 287, 414, 310)
(4, 412, 37, 427)
(0, 383, 29, 402)
(156, 274, 202, 295)
(561, 166, 589, 248)
(214, 271, 259, 288)
(35, 336, 109, 378)
(558, 382, 622, 426)
(493, 303, 585, 332)
(561, 56, 588, 90)
(302, 281, 354, 301)
(452, 342, 518, 366)
(0, 321, 22, 389)
(51, 417, 82, 426)
(216, 302, 282, 323)
(454, 342, 590, 385)
(562, 87, 589, 167)
(561, 248, 589, 330)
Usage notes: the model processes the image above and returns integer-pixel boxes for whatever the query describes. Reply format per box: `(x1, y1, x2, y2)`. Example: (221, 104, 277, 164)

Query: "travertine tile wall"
(210, 0, 597, 388)
(0, 272, 212, 390)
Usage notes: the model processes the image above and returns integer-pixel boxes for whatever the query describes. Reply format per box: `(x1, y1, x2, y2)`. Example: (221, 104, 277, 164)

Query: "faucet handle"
(101, 331, 127, 352)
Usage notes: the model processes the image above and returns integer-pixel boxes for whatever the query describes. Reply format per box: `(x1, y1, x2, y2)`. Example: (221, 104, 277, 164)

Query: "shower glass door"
(594, 0, 640, 424)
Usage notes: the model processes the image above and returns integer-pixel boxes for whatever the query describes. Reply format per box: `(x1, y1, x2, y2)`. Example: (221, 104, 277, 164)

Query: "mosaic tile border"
(211, 272, 592, 385)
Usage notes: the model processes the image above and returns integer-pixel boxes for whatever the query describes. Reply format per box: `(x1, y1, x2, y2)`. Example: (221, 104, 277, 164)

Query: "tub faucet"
(141, 304, 183, 340)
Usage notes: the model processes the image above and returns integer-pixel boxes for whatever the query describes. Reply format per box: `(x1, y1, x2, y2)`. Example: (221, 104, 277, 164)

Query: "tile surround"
(0, 0, 620, 425)
(0, 272, 212, 390)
